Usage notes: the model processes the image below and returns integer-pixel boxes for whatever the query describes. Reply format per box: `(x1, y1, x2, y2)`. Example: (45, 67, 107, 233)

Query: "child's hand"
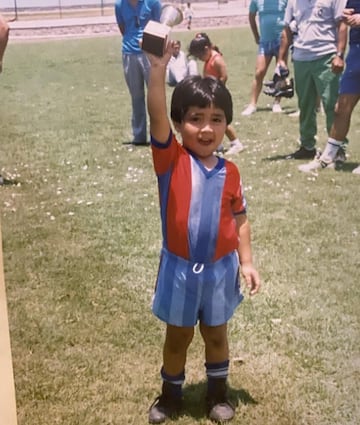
(241, 264, 260, 296)
(144, 39, 175, 68)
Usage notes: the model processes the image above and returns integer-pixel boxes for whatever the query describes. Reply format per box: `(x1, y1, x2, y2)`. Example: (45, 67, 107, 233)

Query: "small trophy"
(142, 4, 183, 57)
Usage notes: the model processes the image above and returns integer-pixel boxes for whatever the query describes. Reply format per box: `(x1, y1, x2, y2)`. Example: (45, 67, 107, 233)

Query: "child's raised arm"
(146, 42, 174, 143)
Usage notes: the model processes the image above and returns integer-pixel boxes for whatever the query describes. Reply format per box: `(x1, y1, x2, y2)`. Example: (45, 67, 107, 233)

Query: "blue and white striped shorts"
(152, 248, 243, 327)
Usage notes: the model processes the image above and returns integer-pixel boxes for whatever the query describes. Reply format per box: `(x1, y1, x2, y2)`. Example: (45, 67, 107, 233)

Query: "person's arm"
(214, 55, 228, 83)
(277, 26, 292, 68)
(249, 12, 260, 44)
(147, 42, 174, 144)
(118, 24, 125, 35)
(114, 1, 125, 35)
(343, 8, 360, 26)
(332, 20, 348, 74)
(235, 214, 260, 296)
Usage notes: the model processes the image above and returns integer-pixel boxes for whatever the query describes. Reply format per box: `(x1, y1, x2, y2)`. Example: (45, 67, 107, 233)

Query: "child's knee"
(165, 326, 194, 352)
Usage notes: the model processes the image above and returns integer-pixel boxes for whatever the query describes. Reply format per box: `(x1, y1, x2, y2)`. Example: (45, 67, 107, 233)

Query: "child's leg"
(149, 324, 194, 424)
(199, 322, 228, 363)
(163, 324, 194, 375)
(225, 125, 244, 155)
(200, 322, 235, 422)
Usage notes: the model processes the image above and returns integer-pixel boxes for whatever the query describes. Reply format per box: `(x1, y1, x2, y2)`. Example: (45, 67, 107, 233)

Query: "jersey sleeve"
(151, 131, 181, 176)
(227, 162, 247, 215)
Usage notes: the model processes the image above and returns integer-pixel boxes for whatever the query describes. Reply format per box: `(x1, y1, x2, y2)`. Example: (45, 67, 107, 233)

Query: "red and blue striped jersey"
(151, 132, 247, 263)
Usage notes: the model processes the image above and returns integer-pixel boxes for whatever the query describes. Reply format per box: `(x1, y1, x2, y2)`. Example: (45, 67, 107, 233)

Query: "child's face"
(195, 46, 211, 62)
(175, 105, 227, 159)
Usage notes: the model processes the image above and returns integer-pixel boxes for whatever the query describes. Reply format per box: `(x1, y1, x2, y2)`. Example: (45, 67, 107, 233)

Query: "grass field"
(1, 28, 360, 425)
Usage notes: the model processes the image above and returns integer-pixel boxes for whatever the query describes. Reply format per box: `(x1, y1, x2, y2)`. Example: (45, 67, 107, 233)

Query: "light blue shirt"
(284, 0, 347, 61)
(115, 0, 162, 54)
(249, 0, 288, 42)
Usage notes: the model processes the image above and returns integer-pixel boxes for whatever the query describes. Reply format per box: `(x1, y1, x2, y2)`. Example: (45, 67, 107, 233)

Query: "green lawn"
(1, 28, 359, 425)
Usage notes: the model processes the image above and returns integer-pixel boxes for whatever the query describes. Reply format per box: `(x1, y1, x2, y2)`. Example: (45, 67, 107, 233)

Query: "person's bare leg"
(330, 94, 360, 141)
(298, 94, 360, 172)
(200, 322, 228, 363)
(163, 324, 194, 376)
(250, 54, 273, 106)
(242, 54, 272, 115)
(200, 323, 234, 421)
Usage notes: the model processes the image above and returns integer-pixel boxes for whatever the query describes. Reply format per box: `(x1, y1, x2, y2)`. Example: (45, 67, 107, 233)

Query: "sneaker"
(207, 397, 235, 422)
(241, 104, 257, 116)
(298, 157, 324, 173)
(148, 394, 182, 424)
(298, 147, 346, 173)
(226, 140, 244, 155)
(272, 103, 282, 113)
(286, 146, 317, 160)
(352, 165, 360, 175)
(288, 110, 300, 118)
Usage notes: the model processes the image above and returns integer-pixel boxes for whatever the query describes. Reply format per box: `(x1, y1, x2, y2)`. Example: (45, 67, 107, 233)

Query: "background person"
(241, 0, 288, 116)
(115, 0, 161, 146)
(277, 0, 348, 160)
(298, 2, 360, 173)
(146, 41, 260, 424)
(0, 14, 9, 74)
(189, 32, 244, 155)
(183, 2, 193, 30)
(166, 40, 198, 86)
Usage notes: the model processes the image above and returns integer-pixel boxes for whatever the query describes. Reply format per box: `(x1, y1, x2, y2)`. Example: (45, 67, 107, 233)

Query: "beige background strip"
(0, 222, 18, 425)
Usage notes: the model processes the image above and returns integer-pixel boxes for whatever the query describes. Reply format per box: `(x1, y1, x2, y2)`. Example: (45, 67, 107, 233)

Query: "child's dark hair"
(170, 75, 232, 125)
(188, 32, 222, 57)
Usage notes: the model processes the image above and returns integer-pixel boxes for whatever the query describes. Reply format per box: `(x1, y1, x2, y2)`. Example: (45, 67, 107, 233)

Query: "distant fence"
(0, 0, 249, 20)
(0, 1, 114, 19)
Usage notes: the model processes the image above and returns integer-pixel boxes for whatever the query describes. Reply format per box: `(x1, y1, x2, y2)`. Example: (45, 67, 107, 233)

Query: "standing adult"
(115, 0, 162, 146)
(298, 2, 360, 173)
(278, 0, 348, 159)
(241, 0, 288, 116)
(0, 14, 9, 74)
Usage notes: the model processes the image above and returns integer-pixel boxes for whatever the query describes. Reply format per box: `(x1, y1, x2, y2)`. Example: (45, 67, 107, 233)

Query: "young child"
(146, 41, 260, 424)
(189, 32, 244, 155)
(183, 2, 194, 30)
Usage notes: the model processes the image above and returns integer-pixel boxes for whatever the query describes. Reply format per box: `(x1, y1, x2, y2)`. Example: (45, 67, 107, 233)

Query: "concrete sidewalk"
(9, 1, 248, 30)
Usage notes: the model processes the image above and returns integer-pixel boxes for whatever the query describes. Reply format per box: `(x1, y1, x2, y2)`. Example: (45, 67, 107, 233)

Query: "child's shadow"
(181, 381, 258, 420)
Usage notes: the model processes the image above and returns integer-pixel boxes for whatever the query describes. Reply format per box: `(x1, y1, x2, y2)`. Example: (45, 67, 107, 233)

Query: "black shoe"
(206, 378, 235, 423)
(207, 396, 235, 423)
(149, 380, 183, 423)
(148, 394, 182, 424)
(286, 146, 316, 160)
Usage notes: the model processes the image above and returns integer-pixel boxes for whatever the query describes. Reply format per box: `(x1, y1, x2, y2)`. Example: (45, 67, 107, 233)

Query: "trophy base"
(142, 21, 171, 57)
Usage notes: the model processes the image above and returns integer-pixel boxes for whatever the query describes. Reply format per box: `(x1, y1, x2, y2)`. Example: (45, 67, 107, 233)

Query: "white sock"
(230, 138, 242, 147)
(320, 138, 342, 162)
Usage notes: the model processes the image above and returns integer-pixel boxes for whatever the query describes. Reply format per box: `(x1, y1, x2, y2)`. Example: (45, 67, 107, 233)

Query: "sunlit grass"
(1, 28, 359, 425)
